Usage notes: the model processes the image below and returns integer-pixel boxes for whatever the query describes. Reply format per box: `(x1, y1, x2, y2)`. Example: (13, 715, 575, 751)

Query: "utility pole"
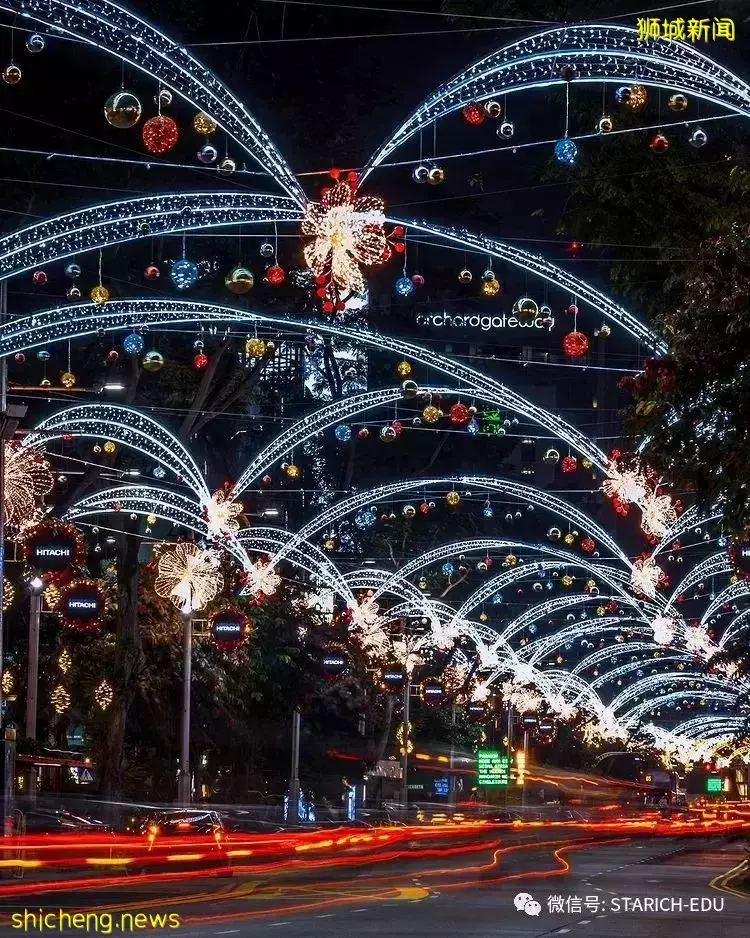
(400, 677, 410, 810)
(289, 708, 301, 822)
(448, 699, 457, 806)
(177, 612, 192, 806)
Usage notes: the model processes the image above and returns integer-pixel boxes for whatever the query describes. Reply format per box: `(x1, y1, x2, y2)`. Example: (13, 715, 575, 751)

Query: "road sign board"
(476, 748, 510, 787)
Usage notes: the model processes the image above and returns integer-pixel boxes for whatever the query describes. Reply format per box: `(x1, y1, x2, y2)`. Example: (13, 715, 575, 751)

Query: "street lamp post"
(177, 611, 193, 806)
(400, 676, 411, 810)
(289, 708, 301, 822)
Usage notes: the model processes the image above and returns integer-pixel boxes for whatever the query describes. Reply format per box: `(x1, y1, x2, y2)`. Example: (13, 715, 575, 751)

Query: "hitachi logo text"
(68, 600, 97, 610)
(35, 547, 72, 557)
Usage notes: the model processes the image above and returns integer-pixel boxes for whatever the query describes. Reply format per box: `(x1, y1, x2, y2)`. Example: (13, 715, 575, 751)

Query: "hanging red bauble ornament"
(649, 132, 669, 152)
(357, 427, 369, 440)
(561, 456, 578, 474)
(411, 273, 424, 287)
(462, 102, 486, 125)
(106, 349, 119, 362)
(581, 537, 596, 553)
(566, 240, 582, 257)
(142, 115, 178, 154)
(13, 352, 24, 363)
(193, 352, 209, 370)
(265, 264, 286, 286)
(261, 474, 272, 486)
(566, 303, 578, 316)
(449, 402, 470, 425)
(562, 330, 589, 358)
(144, 264, 160, 280)
(392, 420, 403, 435)
(32, 270, 48, 285)
(418, 502, 430, 515)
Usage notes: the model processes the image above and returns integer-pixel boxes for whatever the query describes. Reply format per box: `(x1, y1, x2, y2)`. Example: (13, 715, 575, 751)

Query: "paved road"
(0, 832, 746, 937)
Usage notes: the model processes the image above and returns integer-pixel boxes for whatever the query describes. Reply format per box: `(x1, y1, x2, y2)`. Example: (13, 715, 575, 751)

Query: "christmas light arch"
(0, 0, 306, 204)
(363, 24, 750, 182)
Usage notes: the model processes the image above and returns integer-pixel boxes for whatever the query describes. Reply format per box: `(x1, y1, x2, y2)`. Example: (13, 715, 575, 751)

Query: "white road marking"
(268, 923, 291, 927)
(352, 909, 368, 913)
(595, 914, 608, 919)
(215, 931, 240, 935)
(316, 914, 335, 919)
(555, 930, 571, 935)
(578, 920, 591, 925)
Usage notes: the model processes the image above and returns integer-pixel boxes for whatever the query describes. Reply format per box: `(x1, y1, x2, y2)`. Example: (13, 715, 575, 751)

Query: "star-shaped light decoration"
(3, 442, 53, 527)
(203, 489, 244, 539)
(651, 614, 676, 645)
(154, 542, 224, 614)
(639, 488, 678, 540)
(301, 173, 400, 312)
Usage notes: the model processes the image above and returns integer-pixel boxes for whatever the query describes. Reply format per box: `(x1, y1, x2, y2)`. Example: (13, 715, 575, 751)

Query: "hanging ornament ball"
(197, 143, 218, 164)
(402, 504, 416, 519)
(513, 297, 539, 318)
(497, 120, 514, 139)
(64, 262, 81, 279)
(597, 115, 613, 134)
(483, 503, 494, 518)
(32, 270, 48, 285)
(554, 137, 578, 165)
(563, 330, 589, 357)
(155, 88, 173, 108)
(106, 349, 119, 363)
(581, 457, 593, 469)
(170, 258, 200, 290)
(543, 447, 560, 463)
(484, 99, 502, 118)
(40, 377, 51, 387)
(103, 440, 117, 455)
(26, 33, 46, 53)
(13, 352, 24, 363)
(60, 371, 76, 388)
(689, 126, 708, 148)
(144, 264, 160, 281)
(458, 268, 473, 284)
(618, 84, 648, 111)
(581, 537, 596, 553)
(594, 322, 611, 338)
(422, 405, 442, 424)
(401, 379, 419, 399)
(649, 132, 669, 152)
(462, 101, 486, 125)
(192, 111, 218, 135)
(412, 163, 430, 184)
(2, 64, 21, 85)
(193, 352, 209, 370)
(481, 276, 501, 297)
(218, 156, 237, 174)
(379, 426, 397, 443)
(225, 265, 254, 295)
(566, 303, 579, 317)
(561, 455, 578, 474)
(90, 284, 110, 305)
(427, 165, 445, 185)
(285, 464, 301, 479)
(411, 273, 425, 289)
(446, 491, 461, 507)
(357, 427, 369, 440)
(259, 242, 275, 259)
(142, 115, 178, 154)
(334, 424, 351, 442)
(142, 350, 165, 373)
(449, 402, 470, 425)
(394, 275, 416, 297)
(104, 90, 142, 128)
(265, 264, 286, 286)
(667, 93, 689, 112)
(245, 337, 267, 357)
(396, 362, 413, 379)
(123, 332, 145, 356)
(547, 526, 562, 541)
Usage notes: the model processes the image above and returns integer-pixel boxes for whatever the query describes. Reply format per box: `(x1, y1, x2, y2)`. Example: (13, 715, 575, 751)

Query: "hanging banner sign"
(381, 668, 407, 691)
(59, 580, 106, 632)
(320, 651, 348, 677)
(422, 681, 446, 705)
(21, 520, 87, 584)
(209, 610, 249, 651)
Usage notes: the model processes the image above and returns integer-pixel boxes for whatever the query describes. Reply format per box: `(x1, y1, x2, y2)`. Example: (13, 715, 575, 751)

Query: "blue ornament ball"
(334, 424, 352, 442)
(492, 593, 504, 604)
(554, 137, 578, 165)
(37, 349, 50, 362)
(26, 34, 46, 53)
(354, 507, 377, 530)
(170, 258, 200, 291)
(123, 332, 145, 356)
(441, 562, 454, 576)
(483, 504, 494, 519)
(153, 465, 166, 479)
(394, 275, 416, 297)
(467, 417, 479, 436)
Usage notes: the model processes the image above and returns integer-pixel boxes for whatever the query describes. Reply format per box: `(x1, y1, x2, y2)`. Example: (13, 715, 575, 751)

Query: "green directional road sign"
(705, 775, 722, 793)
(476, 748, 511, 787)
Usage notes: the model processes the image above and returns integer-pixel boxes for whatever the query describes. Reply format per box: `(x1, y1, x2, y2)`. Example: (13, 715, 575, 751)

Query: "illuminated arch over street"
(364, 24, 750, 181)
(0, 0, 306, 204)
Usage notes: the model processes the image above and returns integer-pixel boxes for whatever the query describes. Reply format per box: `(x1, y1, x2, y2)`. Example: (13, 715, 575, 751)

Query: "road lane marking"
(215, 931, 240, 934)
(316, 914, 335, 918)
(578, 919, 591, 925)
(554, 930, 571, 935)
(268, 923, 291, 927)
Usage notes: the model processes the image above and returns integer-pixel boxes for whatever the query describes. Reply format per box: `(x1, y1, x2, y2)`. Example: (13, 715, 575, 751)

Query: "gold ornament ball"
(285, 464, 301, 479)
(90, 285, 110, 305)
(402, 505, 416, 519)
(147, 513, 157, 525)
(103, 441, 117, 454)
(427, 165, 445, 185)
(625, 84, 648, 111)
(104, 90, 142, 128)
(514, 297, 539, 318)
(561, 574, 575, 587)
(396, 360, 412, 377)
(446, 491, 461, 507)
(505, 553, 518, 567)
(245, 337, 267, 357)
(193, 111, 218, 135)
(422, 405, 442, 424)
(142, 350, 165, 372)
(481, 277, 501, 297)
(484, 99, 502, 118)
(60, 371, 76, 388)
(479, 611, 488, 622)
(564, 532, 575, 545)
(225, 265, 254, 295)
(581, 457, 593, 469)
(2, 64, 22, 85)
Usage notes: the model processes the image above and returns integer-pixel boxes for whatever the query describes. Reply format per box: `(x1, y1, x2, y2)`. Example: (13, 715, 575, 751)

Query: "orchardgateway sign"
(416, 311, 556, 333)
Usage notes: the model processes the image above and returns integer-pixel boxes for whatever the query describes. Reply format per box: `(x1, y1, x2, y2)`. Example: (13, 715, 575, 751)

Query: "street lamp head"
(29, 575, 43, 592)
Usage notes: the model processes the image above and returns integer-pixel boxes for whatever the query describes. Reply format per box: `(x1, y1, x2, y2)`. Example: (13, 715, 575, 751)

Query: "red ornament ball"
(13, 352, 24, 363)
(567, 240, 582, 257)
(649, 132, 669, 152)
(142, 115, 179, 154)
(449, 402, 470, 425)
(144, 264, 160, 280)
(411, 273, 424, 287)
(418, 502, 430, 515)
(581, 537, 596, 553)
(561, 455, 578, 474)
(107, 349, 119, 362)
(563, 330, 590, 358)
(392, 420, 403, 435)
(261, 474, 272, 486)
(357, 427, 370, 440)
(193, 352, 209, 370)
(266, 264, 286, 286)
(32, 270, 48, 285)
(566, 303, 579, 316)
(462, 101, 486, 126)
